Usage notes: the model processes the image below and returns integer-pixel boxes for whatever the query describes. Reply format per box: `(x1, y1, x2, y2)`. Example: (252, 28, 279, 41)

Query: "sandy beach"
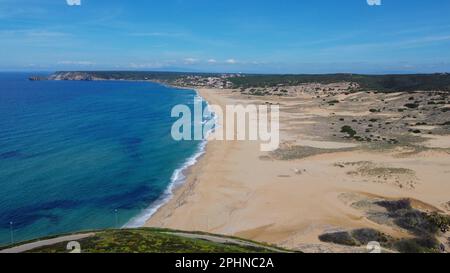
(146, 87, 450, 252)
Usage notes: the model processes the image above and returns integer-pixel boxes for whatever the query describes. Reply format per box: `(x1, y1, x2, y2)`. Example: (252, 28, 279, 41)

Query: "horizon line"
(2, 69, 450, 76)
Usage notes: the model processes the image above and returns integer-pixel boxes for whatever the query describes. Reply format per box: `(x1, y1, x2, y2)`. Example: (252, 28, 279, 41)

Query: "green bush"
(319, 232, 359, 246)
(351, 229, 392, 245)
(404, 103, 419, 109)
(425, 212, 450, 233)
(394, 236, 440, 253)
(341, 126, 357, 138)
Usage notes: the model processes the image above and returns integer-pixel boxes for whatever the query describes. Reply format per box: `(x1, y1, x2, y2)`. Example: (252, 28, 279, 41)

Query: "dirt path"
(0, 233, 96, 253)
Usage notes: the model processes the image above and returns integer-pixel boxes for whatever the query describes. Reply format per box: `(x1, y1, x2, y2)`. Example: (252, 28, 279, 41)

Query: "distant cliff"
(43, 71, 450, 92)
(28, 76, 47, 81)
(45, 71, 221, 83)
(47, 72, 102, 81)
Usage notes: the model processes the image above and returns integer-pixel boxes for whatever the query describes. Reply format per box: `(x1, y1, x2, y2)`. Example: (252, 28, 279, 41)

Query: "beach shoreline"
(144, 87, 450, 252)
(144, 88, 232, 228)
(125, 86, 213, 228)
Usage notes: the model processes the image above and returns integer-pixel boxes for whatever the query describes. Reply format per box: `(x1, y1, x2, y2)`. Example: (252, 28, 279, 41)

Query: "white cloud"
(58, 61, 94, 66)
(225, 59, 237, 64)
(129, 62, 166, 69)
(367, 0, 381, 6)
(66, 0, 81, 6)
(0, 29, 68, 37)
(183, 58, 199, 65)
(129, 32, 183, 37)
(322, 34, 450, 54)
(207, 59, 217, 64)
(27, 31, 68, 37)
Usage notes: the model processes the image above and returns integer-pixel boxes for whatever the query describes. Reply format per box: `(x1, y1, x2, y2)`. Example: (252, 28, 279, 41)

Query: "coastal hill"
(0, 228, 290, 253)
(46, 71, 222, 82)
(42, 71, 450, 92)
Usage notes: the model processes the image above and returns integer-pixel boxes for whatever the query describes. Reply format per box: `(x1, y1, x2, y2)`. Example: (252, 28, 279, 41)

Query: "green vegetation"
(425, 212, 450, 233)
(404, 103, 420, 109)
(319, 199, 449, 253)
(49, 72, 450, 93)
(341, 125, 357, 138)
(394, 236, 441, 253)
(269, 145, 354, 160)
(319, 231, 359, 246)
(319, 228, 393, 248)
(376, 199, 440, 235)
(68, 71, 219, 81)
(228, 73, 450, 92)
(22, 228, 287, 253)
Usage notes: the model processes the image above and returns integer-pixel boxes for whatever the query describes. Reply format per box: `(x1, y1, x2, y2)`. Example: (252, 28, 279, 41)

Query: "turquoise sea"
(0, 73, 206, 246)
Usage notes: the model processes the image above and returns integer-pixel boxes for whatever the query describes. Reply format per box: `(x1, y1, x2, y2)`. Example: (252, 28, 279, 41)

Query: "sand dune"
(146, 87, 450, 252)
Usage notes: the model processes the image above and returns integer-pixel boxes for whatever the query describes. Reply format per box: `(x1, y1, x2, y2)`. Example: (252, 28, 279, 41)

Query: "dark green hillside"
(228, 73, 450, 92)
(47, 71, 450, 92)
(53, 71, 219, 81)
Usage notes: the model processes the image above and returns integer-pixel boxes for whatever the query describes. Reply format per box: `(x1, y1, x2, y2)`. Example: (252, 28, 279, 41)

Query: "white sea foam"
(124, 91, 216, 228)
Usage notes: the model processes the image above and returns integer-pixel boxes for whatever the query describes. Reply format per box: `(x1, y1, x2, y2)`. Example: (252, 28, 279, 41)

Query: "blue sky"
(1, 0, 450, 73)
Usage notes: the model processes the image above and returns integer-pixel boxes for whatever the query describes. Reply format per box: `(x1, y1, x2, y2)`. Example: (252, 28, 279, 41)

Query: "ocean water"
(0, 73, 206, 246)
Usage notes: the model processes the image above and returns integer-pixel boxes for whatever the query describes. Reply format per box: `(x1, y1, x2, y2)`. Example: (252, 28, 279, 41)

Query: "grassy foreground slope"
(2, 228, 289, 253)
